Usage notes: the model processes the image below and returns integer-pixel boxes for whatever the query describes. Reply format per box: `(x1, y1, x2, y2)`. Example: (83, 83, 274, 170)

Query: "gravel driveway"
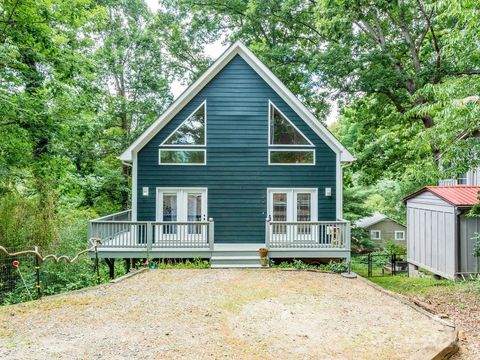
(0, 269, 454, 359)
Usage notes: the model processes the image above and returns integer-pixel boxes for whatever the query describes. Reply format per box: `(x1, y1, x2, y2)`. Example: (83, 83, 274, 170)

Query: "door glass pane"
(297, 193, 311, 234)
(272, 193, 287, 234)
(163, 193, 177, 234)
(296, 193, 311, 221)
(188, 193, 202, 234)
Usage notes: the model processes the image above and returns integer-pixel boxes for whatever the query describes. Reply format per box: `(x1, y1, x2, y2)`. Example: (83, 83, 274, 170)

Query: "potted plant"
(144, 258, 157, 269)
(260, 257, 268, 267)
(259, 248, 268, 257)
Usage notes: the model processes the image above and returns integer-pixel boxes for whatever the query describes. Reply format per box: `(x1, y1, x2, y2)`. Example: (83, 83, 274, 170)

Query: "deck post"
(124, 258, 131, 273)
(105, 258, 115, 279)
(345, 221, 351, 262)
(208, 219, 214, 250)
(146, 222, 153, 254)
(265, 218, 270, 249)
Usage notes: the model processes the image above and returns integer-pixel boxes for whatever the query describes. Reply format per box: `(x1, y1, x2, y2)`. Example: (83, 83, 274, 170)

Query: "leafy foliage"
(1, 0, 479, 302)
(271, 259, 348, 273)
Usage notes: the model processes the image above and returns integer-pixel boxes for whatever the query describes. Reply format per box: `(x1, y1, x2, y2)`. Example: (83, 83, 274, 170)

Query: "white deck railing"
(89, 211, 214, 250)
(89, 211, 350, 252)
(266, 220, 350, 250)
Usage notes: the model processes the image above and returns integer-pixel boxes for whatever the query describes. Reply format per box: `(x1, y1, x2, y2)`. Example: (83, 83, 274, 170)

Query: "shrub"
(154, 257, 210, 269)
(351, 227, 378, 254)
(271, 259, 347, 273)
(383, 240, 406, 255)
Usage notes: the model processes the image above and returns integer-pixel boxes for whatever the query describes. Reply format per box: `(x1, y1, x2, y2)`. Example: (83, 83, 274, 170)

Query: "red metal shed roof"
(404, 186, 480, 207)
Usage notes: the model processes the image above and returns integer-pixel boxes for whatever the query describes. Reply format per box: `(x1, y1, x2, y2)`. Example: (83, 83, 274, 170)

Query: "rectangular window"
(394, 231, 405, 241)
(457, 174, 468, 185)
(269, 149, 314, 165)
(159, 149, 206, 165)
(370, 230, 381, 240)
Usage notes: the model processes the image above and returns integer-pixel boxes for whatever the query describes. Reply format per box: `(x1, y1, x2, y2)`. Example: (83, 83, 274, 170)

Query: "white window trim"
(268, 148, 315, 166)
(158, 148, 206, 165)
(394, 230, 405, 241)
(160, 100, 207, 147)
(156, 187, 208, 222)
(267, 188, 318, 222)
(268, 100, 314, 147)
(370, 230, 381, 240)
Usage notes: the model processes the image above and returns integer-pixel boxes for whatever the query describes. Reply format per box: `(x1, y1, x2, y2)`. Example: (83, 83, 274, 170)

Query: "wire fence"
(351, 253, 408, 277)
(0, 243, 106, 305)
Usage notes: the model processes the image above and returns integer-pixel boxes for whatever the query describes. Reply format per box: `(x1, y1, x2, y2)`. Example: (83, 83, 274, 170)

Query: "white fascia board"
(236, 43, 354, 163)
(119, 41, 354, 163)
(118, 42, 241, 162)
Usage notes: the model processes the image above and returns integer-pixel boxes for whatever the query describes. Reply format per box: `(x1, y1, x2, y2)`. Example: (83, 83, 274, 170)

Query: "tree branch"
(0, 0, 20, 40)
(416, 0, 442, 83)
(389, 5, 421, 72)
(455, 69, 480, 75)
(0, 120, 17, 127)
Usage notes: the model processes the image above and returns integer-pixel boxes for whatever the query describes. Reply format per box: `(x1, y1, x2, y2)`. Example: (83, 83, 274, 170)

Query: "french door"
(156, 188, 207, 242)
(267, 188, 317, 242)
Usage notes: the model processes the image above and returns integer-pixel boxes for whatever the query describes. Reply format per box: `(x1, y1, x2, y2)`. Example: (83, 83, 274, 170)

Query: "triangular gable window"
(162, 102, 206, 146)
(269, 102, 312, 146)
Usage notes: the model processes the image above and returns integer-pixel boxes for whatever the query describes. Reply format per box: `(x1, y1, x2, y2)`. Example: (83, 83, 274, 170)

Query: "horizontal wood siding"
(137, 55, 336, 243)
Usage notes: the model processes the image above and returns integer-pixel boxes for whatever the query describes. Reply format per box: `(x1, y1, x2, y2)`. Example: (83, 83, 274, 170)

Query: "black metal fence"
(351, 253, 408, 277)
(0, 248, 36, 304)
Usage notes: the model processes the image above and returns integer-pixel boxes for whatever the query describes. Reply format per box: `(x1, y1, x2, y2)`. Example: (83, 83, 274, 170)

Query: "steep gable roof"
(119, 41, 354, 162)
(404, 186, 480, 207)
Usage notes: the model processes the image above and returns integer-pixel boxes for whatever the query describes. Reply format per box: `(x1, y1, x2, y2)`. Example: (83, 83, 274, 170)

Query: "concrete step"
(212, 250, 261, 257)
(210, 255, 268, 268)
(211, 263, 264, 268)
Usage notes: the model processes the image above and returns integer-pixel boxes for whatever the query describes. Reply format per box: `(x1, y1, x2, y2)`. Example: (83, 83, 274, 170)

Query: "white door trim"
(156, 187, 208, 222)
(267, 188, 318, 222)
(155, 187, 208, 243)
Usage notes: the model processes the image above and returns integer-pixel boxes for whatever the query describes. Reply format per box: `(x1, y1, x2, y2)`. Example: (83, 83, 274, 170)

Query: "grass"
(366, 274, 480, 299)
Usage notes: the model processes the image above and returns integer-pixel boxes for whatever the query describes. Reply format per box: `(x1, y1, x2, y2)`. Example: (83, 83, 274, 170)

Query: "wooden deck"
(88, 210, 351, 261)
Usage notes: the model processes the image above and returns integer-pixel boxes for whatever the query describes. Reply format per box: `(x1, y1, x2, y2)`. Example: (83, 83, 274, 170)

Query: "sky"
(145, 0, 338, 124)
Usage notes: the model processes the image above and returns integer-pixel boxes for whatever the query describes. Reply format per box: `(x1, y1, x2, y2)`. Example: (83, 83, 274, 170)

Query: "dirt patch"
(0, 270, 455, 359)
(410, 292, 479, 360)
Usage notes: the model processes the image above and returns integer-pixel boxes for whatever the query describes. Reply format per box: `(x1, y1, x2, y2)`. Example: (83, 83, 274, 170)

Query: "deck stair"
(210, 243, 266, 268)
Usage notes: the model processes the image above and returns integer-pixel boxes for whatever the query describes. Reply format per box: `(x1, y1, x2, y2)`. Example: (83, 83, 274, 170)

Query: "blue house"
(89, 42, 354, 267)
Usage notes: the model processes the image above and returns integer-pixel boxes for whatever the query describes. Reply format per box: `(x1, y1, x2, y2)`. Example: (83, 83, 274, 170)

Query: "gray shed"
(404, 186, 480, 279)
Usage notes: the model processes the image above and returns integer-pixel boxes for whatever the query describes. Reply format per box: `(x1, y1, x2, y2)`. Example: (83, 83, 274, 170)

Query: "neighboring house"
(355, 213, 407, 244)
(439, 166, 480, 186)
(438, 131, 479, 186)
(404, 186, 480, 280)
(88, 41, 354, 268)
